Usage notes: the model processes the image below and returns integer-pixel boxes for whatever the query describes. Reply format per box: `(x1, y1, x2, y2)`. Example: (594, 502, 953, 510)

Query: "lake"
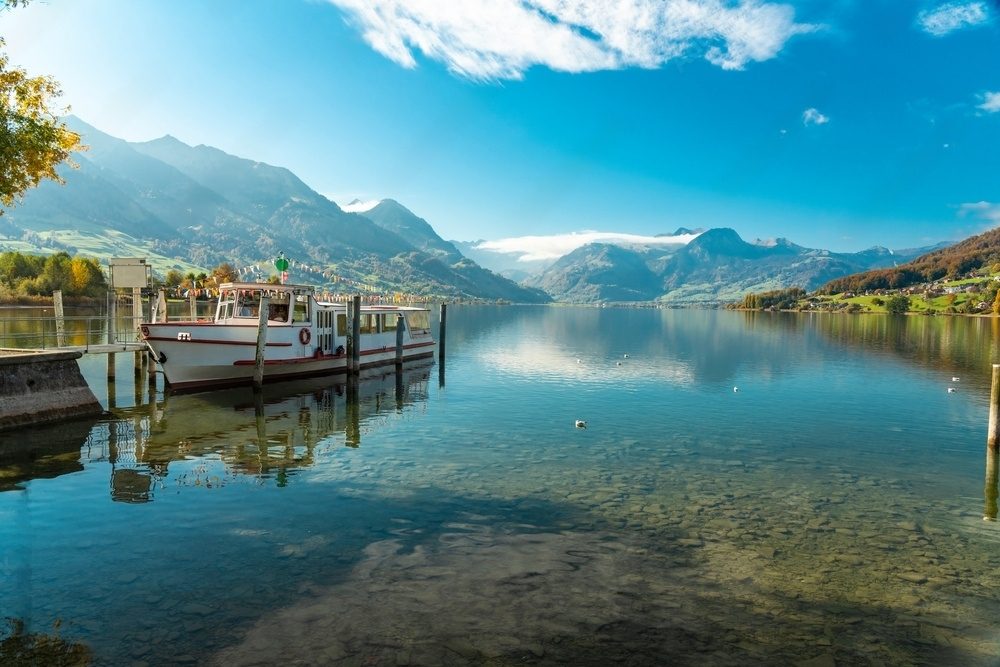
(2, 305, 999, 665)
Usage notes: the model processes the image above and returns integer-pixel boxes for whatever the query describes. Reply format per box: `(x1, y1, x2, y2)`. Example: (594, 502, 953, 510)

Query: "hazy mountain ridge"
(820, 226, 998, 294)
(0, 118, 549, 303)
(528, 227, 944, 304)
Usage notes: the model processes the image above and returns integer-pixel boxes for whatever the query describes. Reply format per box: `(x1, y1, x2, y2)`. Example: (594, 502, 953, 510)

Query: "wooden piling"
(395, 313, 404, 367)
(53, 289, 66, 348)
(986, 442, 998, 521)
(346, 377, 360, 447)
(157, 289, 167, 322)
(107, 293, 117, 381)
(438, 303, 447, 364)
(133, 287, 143, 376)
(147, 349, 157, 387)
(189, 292, 197, 321)
(253, 296, 270, 389)
(989, 364, 1000, 448)
(350, 295, 361, 375)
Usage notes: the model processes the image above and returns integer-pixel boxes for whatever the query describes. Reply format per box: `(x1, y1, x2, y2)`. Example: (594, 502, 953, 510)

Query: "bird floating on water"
(616, 361, 622, 366)
(952, 377, 960, 382)
(623, 354, 629, 358)
(733, 387, 740, 393)
(947, 387, 957, 393)
(575, 419, 587, 428)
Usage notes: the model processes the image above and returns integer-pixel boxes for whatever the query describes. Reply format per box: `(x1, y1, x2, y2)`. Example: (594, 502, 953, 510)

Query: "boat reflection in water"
(101, 361, 434, 502)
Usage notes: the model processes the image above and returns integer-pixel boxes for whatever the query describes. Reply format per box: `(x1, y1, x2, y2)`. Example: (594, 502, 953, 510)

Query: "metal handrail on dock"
(0, 314, 146, 353)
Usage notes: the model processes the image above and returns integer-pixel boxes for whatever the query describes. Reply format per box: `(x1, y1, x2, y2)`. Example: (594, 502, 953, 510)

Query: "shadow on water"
(196, 488, 1000, 667)
(6, 476, 997, 666)
(0, 417, 99, 492)
(3, 455, 999, 664)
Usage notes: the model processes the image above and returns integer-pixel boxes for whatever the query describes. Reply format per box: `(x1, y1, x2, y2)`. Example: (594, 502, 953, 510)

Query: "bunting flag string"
(225, 259, 392, 294)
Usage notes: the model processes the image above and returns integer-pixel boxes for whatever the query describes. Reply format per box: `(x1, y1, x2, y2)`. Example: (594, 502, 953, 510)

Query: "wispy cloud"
(959, 201, 1000, 228)
(917, 2, 990, 36)
(802, 107, 829, 126)
(326, 0, 819, 80)
(338, 198, 382, 213)
(978, 91, 1000, 113)
(477, 230, 702, 262)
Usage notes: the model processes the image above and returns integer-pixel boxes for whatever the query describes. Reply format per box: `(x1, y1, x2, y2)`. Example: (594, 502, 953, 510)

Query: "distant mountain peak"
(150, 134, 189, 148)
(665, 227, 704, 237)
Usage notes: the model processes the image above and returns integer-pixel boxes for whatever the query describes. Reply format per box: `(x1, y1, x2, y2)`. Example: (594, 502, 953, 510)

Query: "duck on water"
(140, 282, 436, 390)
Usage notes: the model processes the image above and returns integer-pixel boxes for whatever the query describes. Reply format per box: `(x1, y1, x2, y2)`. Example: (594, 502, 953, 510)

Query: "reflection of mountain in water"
(754, 312, 1000, 392)
(464, 306, 811, 387)
(457, 306, 1000, 390)
(1, 364, 433, 500)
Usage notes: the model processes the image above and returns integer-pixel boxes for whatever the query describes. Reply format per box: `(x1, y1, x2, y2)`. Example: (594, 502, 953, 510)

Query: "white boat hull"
(140, 285, 437, 390)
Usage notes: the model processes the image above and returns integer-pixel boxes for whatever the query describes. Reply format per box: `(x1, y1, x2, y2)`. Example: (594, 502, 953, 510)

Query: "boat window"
(292, 296, 309, 323)
(406, 311, 430, 331)
(236, 292, 259, 318)
(218, 300, 234, 321)
(336, 313, 347, 336)
(267, 302, 289, 323)
(381, 314, 399, 331)
(359, 313, 376, 334)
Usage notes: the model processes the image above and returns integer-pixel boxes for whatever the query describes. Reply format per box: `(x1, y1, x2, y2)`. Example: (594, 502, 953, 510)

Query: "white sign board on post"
(108, 258, 150, 289)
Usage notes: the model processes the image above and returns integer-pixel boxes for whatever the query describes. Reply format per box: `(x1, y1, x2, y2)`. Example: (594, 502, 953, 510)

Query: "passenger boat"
(139, 282, 436, 390)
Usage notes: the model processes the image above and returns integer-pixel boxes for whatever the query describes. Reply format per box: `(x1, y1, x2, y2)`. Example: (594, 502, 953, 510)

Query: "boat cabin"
(215, 284, 316, 325)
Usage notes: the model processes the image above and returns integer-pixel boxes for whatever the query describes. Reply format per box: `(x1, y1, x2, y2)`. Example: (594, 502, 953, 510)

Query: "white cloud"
(959, 201, 1000, 226)
(326, 0, 818, 80)
(802, 107, 829, 126)
(918, 2, 990, 36)
(978, 91, 1000, 113)
(338, 198, 382, 212)
(476, 229, 702, 262)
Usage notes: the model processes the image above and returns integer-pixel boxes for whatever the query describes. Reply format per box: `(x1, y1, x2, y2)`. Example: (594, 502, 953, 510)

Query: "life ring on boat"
(299, 328, 311, 345)
(140, 325, 150, 338)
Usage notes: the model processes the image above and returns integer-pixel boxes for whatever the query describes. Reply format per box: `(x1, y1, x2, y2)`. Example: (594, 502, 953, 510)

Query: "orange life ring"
(299, 328, 311, 345)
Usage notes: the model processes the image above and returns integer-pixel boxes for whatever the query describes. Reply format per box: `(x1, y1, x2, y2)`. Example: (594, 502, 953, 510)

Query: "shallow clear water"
(2, 306, 1000, 665)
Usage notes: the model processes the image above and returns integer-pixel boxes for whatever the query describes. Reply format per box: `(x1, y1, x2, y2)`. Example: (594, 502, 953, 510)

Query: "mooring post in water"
(395, 313, 404, 367)
(253, 296, 270, 389)
(147, 349, 156, 387)
(107, 292, 117, 381)
(438, 303, 447, 365)
(133, 287, 143, 377)
(395, 367, 404, 410)
(986, 442, 998, 521)
(346, 377, 360, 447)
(989, 364, 1000, 448)
(157, 289, 167, 323)
(53, 289, 65, 348)
(351, 295, 361, 376)
(189, 292, 197, 321)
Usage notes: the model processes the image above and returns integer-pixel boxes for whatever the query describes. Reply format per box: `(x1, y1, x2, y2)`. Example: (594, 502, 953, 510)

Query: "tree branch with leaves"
(0, 0, 83, 210)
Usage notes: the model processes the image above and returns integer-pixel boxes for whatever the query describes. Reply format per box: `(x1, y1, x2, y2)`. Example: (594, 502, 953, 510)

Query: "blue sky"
(3, 0, 999, 255)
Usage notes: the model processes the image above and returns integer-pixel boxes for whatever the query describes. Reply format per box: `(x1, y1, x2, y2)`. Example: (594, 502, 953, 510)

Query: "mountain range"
(517, 229, 945, 304)
(1, 117, 549, 303)
(1, 118, 948, 305)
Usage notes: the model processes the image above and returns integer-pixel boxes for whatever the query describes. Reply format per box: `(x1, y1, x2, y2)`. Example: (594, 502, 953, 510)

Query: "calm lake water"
(2, 305, 1000, 665)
